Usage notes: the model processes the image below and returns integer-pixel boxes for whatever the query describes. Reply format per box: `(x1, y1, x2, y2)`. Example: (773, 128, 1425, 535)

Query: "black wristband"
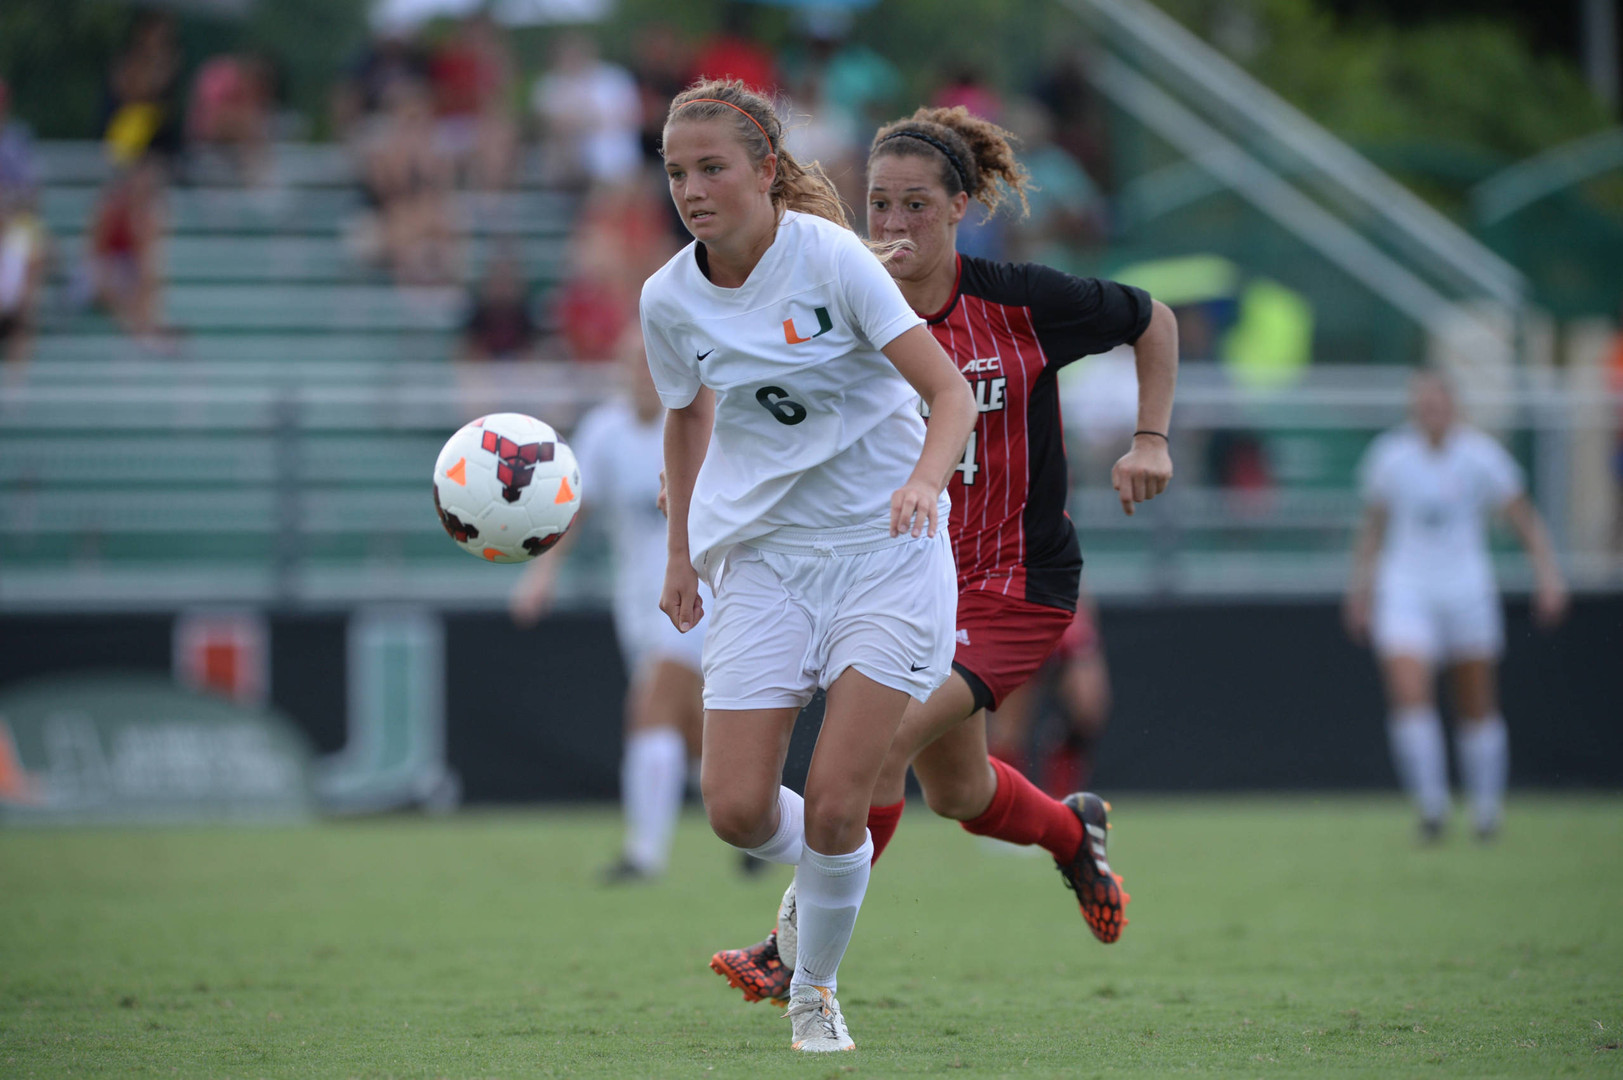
(1133, 430, 1168, 441)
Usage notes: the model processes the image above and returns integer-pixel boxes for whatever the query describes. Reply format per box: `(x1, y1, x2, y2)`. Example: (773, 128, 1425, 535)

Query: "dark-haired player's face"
(662, 118, 775, 247)
(867, 154, 969, 282)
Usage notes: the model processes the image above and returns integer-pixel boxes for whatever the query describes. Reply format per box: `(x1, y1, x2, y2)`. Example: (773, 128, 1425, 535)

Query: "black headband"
(878, 130, 970, 193)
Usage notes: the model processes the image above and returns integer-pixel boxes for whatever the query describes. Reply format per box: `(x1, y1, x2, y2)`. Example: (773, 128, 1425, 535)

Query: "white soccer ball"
(432, 413, 581, 563)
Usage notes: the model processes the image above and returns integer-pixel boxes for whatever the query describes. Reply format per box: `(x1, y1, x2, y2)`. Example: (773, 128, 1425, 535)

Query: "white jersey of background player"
(646, 83, 975, 1053)
(1346, 371, 1567, 842)
(511, 334, 706, 883)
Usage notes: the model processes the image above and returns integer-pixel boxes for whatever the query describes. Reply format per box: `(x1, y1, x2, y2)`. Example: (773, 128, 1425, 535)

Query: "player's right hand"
(660, 557, 704, 632)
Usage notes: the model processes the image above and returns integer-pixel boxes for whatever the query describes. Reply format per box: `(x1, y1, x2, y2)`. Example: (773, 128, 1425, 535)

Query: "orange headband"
(676, 97, 774, 150)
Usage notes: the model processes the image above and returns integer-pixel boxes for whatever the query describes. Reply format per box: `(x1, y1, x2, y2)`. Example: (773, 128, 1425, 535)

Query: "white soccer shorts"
(699, 522, 957, 711)
(1372, 584, 1504, 663)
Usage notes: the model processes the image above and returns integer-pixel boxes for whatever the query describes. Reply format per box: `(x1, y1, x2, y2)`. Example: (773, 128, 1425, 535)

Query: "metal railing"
(2, 361, 1619, 611)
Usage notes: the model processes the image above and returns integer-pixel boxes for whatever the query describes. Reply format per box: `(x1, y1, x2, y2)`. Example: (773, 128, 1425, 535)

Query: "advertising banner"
(0, 674, 315, 825)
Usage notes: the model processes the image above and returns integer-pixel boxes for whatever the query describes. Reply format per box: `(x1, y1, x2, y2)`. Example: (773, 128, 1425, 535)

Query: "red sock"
(960, 756, 1083, 861)
(866, 800, 904, 864)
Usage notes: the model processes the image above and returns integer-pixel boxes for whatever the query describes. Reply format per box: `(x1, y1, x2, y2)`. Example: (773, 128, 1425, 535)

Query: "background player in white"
(1345, 370, 1567, 841)
(645, 79, 976, 1052)
(510, 330, 706, 883)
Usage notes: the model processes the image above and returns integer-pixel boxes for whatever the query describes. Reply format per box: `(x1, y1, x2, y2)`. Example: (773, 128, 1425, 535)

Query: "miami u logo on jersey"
(783, 306, 834, 345)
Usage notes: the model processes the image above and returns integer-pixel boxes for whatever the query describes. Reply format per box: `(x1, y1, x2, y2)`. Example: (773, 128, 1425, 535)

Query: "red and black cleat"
(709, 930, 792, 1006)
(1055, 792, 1131, 944)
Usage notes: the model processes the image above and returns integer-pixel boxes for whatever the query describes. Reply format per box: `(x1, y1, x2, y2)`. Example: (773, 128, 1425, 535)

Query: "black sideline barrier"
(2, 598, 1619, 802)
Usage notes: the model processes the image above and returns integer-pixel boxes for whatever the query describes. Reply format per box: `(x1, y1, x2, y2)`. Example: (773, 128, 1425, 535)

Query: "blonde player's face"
(661, 118, 774, 248)
(1411, 376, 1456, 441)
(867, 154, 970, 282)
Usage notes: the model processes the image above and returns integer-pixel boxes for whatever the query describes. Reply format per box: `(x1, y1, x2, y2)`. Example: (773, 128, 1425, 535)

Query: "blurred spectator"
(187, 54, 275, 185)
(0, 78, 39, 204)
(1033, 51, 1111, 187)
(1002, 96, 1107, 261)
(429, 15, 518, 190)
(933, 64, 1002, 122)
(552, 180, 675, 363)
(332, 33, 429, 145)
(779, 14, 899, 221)
(85, 155, 168, 345)
(690, 4, 778, 93)
(358, 80, 460, 284)
(459, 244, 537, 362)
(1, 77, 47, 365)
(102, 11, 183, 167)
(0, 196, 48, 366)
(631, 23, 692, 165)
(530, 34, 642, 190)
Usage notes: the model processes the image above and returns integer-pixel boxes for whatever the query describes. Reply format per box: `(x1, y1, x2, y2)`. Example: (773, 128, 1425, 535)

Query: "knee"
(703, 785, 776, 849)
(920, 767, 993, 822)
(801, 790, 869, 854)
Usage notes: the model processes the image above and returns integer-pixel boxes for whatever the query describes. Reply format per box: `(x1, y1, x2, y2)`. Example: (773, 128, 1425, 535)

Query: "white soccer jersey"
(1359, 424, 1523, 596)
(570, 398, 675, 626)
(639, 210, 931, 569)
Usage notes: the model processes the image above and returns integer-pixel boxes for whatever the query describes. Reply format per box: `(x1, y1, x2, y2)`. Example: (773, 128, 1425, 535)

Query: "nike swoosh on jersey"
(909, 663, 928, 672)
(697, 349, 714, 361)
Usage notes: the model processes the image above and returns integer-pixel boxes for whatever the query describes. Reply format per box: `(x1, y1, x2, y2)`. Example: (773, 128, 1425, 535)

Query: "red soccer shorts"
(951, 589, 1076, 710)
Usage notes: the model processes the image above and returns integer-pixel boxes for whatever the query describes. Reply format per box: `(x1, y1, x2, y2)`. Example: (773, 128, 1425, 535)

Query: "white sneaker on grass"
(784, 984, 854, 1052)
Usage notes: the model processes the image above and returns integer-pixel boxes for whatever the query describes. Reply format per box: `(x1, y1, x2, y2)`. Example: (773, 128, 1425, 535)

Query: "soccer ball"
(432, 413, 581, 563)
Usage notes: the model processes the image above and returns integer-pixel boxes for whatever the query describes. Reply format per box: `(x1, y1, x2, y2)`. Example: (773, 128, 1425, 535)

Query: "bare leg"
(803, 669, 913, 854)
(869, 671, 979, 807)
(700, 706, 798, 850)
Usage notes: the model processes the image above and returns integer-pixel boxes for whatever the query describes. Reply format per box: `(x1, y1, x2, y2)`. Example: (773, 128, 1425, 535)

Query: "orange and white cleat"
(709, 930, 792, 1006)
(1055, 792, 1130, 943)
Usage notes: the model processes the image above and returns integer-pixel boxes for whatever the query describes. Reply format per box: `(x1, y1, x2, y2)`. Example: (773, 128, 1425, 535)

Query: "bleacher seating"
(1, 141, 613, 611)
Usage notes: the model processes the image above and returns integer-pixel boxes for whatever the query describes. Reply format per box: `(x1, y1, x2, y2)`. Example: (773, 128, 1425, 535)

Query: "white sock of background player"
(622, 727, 686, 872)
(1388, 706, 1450, 826)
(1455, 715, 1508, 835)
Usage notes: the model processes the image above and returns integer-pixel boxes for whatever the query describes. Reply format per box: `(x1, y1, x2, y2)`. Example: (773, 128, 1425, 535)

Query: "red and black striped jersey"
(925, 255, 1152, 610)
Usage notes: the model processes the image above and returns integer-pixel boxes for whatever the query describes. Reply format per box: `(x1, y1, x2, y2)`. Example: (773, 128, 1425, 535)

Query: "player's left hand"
(1111, 434, 1173, 517)
(890, 479, 939, 538)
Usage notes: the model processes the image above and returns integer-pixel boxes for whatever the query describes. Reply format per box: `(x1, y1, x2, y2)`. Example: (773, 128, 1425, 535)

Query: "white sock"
(1387, 706, 1450, 824)
(790, 834, 873, 996)
(621, 728, 686, 872)
(740, 786, 805, 865)
(1456, 716, 1508, 833)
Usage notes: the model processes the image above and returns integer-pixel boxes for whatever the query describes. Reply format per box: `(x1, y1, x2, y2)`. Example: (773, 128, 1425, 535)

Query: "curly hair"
(870, 106, 1032, 219)
(664, 79, 850, 230)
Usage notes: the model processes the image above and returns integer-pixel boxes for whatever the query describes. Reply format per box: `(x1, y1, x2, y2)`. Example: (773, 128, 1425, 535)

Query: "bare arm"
(1502, 494, 1569, 626)
(1111, 299, 1179, 516)
(660, 387, 714, 631)
(881, 324, 976, 537)
(508, 505, 586, 627)
(1343, 502, 1386, 643)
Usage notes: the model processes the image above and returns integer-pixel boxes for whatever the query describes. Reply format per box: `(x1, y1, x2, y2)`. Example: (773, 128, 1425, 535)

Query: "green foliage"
(0, 0, 131, 138)
(247, 0, 370, 140)
(1156, 0, 1615, 176)
(0, 0, 368, 141)
(2, 797, 1620, 1077)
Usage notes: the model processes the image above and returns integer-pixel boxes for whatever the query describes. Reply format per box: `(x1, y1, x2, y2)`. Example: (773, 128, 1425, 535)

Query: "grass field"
(3, 796, 1620, 1079)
